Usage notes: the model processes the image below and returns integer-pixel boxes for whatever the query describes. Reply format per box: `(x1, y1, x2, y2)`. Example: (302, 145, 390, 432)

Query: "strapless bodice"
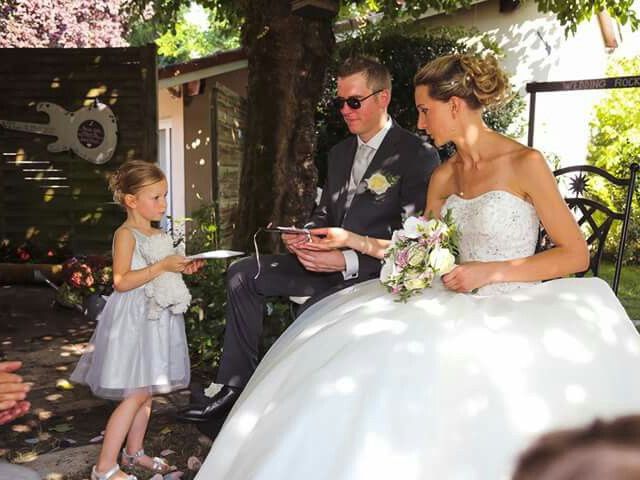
(442, 190, 540, 295)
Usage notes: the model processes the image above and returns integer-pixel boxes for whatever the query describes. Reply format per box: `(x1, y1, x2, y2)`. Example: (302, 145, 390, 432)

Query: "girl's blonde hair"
(108, 160, 166, 205)
(413, 53, 511, 110)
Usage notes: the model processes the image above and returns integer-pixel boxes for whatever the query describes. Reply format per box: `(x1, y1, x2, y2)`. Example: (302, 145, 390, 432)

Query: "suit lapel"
(346, 124, 399, 214)
(335, 137, 358, 224)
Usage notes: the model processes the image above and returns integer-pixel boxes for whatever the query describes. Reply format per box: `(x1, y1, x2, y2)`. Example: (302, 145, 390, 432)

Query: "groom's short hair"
(337, 56, 392, 92)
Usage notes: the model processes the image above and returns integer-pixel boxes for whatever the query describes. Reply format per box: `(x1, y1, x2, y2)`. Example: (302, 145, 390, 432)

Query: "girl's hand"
(441, 262, 498, 293)
(305, 228, 351, 251)
(184, 259, 205, 275)
(161, 255, 189, 273)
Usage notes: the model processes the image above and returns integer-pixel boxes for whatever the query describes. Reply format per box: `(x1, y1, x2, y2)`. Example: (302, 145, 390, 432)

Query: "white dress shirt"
(342, 116, 393, 280)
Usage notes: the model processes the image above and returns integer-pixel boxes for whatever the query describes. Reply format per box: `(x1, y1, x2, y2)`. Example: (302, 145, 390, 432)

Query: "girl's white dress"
(71, 228, 190, 400)
(196, 191, 640, 480)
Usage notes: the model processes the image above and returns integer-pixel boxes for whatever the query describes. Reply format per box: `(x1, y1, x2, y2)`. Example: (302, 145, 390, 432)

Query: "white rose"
(403, 216, 431, 239)
(366, 173, 391, 195)
(407, 245, 426, 267)
(428, 247, 456, 275)
(404, 277, 427, 291)
(424, 219, 440, 236)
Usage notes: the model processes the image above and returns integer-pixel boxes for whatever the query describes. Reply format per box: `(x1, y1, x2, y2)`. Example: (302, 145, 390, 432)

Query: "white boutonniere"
(365, 171, 398, 195)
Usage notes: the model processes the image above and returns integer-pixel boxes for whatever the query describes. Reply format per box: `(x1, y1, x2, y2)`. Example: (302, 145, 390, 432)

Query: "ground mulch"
(0, 284, 217, 479)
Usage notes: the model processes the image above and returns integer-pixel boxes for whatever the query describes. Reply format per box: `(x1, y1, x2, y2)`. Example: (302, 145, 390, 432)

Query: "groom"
(177, 56, 440, 423)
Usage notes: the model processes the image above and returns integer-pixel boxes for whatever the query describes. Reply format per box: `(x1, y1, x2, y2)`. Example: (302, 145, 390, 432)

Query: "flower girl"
(71, 160, 202, 480)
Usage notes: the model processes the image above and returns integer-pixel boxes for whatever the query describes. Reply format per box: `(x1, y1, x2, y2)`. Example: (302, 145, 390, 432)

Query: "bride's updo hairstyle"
(108, 160, 166, 206)
(413, 53, 511, 110)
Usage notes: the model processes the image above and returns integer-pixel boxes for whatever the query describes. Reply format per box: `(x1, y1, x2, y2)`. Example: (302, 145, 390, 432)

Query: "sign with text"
(527, 76, 640, 93)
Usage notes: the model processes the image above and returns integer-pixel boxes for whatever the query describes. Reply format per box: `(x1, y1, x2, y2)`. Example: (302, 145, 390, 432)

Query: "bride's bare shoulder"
(432, 159, 455, 179)
(490, 134, 531, 160)
(510, 146, 551, 175)
(428, 160, 457, 195)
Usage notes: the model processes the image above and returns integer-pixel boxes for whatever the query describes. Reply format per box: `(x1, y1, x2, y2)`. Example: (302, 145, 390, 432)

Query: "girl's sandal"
(121, 448, 171, 474)
(91, 464, 138, 480)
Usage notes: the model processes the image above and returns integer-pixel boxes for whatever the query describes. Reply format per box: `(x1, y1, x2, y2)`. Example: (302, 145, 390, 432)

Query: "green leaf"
(50, 423, 73, 433)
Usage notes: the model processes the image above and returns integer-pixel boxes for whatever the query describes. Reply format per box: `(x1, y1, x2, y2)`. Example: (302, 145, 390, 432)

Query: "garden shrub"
(587, 56, 640, 264)
(181, 204, 291, 373)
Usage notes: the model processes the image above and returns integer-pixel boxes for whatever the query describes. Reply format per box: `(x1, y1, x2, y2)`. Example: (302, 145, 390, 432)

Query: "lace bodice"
(442, 190, 540, 295)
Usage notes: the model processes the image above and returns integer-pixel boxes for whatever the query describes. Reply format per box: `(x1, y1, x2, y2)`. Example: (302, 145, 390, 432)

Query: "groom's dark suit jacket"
(215, 121, 440, 388)
(307, 122, 440, 281)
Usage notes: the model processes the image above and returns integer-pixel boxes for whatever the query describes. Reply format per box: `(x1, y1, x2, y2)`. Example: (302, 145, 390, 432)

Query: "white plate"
(188, 250, 245, 260)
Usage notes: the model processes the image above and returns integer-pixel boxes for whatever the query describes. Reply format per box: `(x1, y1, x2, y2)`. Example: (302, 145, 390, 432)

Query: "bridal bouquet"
(380, 211, 459, 302)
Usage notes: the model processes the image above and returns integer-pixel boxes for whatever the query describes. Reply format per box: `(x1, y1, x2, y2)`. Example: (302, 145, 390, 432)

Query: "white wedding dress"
(196, 191, 640, 480)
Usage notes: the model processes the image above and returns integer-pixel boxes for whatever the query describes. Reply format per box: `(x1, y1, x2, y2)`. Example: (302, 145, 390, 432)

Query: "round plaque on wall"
(77, 120, 105, 149)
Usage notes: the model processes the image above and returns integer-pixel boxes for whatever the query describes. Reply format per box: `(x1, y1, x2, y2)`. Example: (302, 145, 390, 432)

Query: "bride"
(195, 54, 640, 480)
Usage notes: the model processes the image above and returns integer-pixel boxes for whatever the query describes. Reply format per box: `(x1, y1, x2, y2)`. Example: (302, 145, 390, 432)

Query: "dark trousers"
(215, 253, 350, 389)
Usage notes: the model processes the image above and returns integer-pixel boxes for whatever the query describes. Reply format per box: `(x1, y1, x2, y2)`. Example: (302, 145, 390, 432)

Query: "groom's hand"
(282, 233, 309, 253)
(282, 233, 323, 254)
(295, 249, 346, 273)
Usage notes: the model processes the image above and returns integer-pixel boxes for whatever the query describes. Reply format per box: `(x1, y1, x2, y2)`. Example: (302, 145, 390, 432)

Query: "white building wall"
(420, 0, 640, 165)
(158, 88, 186, 224)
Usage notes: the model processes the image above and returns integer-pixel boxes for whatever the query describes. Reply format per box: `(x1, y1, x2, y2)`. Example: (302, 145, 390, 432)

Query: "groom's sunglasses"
(332, 89, 383, 110)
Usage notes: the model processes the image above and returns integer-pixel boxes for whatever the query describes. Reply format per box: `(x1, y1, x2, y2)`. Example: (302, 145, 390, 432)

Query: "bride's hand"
(305, 228, 351, 251)
(441, 262, 494, 293)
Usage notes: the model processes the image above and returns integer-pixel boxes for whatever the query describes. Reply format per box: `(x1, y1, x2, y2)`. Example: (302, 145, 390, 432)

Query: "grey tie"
(345, 143, 375, 210)
(352, 143, 374, 187)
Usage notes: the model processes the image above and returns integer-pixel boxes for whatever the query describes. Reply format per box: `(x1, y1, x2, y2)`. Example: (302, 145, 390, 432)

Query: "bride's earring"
(449, 99, 459, 135)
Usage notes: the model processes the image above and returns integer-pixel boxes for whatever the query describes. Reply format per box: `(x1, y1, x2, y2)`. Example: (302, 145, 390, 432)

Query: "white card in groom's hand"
(187, 250, 244, 260)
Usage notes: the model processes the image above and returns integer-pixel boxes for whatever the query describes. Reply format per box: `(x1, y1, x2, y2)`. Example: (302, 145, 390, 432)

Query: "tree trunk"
(232, 0, 336, 252)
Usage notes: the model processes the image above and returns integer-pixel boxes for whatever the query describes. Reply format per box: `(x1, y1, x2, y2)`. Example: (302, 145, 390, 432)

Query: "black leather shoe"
(175, 386, 240, 423)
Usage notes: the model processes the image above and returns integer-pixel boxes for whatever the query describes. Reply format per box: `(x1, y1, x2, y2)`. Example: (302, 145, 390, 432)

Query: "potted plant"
(56, 255, 113, 320)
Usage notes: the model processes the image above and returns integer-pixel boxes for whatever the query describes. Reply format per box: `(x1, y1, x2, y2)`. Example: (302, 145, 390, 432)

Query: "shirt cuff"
(341, 250, 359, 280)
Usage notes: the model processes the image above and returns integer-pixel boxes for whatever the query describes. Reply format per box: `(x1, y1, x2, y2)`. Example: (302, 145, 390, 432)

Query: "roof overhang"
(158, 48, 248, 89)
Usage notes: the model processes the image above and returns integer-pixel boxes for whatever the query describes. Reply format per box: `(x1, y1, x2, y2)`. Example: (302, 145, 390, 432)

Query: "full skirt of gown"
(196, 277, 640, 480)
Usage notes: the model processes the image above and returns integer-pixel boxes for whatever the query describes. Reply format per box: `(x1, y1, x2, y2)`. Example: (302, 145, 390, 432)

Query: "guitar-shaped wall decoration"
(0, 100, 118, 165)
